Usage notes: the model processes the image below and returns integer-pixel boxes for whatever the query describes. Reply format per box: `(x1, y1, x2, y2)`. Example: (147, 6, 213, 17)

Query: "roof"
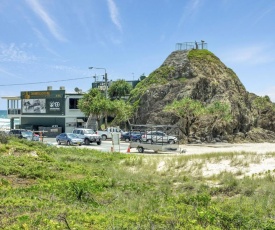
(1, 96, 20, 100)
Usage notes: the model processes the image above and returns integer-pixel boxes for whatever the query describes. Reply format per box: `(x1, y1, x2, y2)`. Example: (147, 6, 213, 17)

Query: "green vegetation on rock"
(129, 66, 174, 103)
(188, 49, 221, 64)
(226, 68, 238, 79)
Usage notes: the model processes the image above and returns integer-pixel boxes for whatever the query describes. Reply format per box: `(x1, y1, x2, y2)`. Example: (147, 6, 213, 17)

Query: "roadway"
(42, 138, 133, 153)
(40, 138, 275, 155)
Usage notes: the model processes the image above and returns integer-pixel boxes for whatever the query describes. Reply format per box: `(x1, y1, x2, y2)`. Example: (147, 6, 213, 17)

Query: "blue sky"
(0, 0, 275, 109)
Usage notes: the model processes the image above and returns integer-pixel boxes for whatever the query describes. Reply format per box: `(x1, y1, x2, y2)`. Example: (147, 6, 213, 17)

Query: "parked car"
(96, 127, 122, 140)
(120, 131, 143, 142)
(9, 129, 27, 138)
(141, 131, 178, 144)
(56, 133, 84, 146)
(9, 129, 38, 141)
(72, 128, 101, 145)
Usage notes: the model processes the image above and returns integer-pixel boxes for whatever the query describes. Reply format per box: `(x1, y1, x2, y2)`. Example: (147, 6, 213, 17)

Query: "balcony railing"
(8, 108, 21, 115)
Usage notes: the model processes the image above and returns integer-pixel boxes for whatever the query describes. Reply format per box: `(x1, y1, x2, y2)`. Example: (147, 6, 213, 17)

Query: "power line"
(0, 76, 92, 87)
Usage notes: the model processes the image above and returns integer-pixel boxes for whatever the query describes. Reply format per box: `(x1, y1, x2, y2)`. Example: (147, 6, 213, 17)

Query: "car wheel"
(168, 140, 175, 144)
(97, 141, 101, 145)
(79, 143, 82, 146)
(102, 135, 107, 141)
(125, 138, 130, 142)
(137, 147, 144, 153)
(57, 140, 61, 145)
(85, 139, 90, 145)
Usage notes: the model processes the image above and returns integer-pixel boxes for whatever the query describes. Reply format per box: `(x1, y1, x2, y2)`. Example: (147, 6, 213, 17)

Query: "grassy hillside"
(1, 137, 275, 229)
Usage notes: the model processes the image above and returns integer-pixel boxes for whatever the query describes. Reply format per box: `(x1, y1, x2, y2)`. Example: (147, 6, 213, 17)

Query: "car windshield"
(21, 131, 33, 137)
(67, 133, 79, 138)
(83, 130, 95, 134)
(130, 131, 140, 134)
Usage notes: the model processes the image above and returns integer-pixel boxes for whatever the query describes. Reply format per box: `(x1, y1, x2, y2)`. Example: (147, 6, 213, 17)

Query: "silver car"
(141, 131, 177, 144)
(56, 133, 84, 146)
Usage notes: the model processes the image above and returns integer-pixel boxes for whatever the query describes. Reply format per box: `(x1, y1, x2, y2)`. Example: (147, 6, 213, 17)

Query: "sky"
(0, 0, 275, 110)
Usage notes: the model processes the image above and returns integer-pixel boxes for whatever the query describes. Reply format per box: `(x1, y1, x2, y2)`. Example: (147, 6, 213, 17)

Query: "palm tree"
(78, 88, 105, 129)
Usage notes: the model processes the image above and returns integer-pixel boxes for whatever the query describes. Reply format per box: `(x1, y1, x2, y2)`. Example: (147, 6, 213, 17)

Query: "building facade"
(2, 87, 86, 136)
(1, 78, 145, 136)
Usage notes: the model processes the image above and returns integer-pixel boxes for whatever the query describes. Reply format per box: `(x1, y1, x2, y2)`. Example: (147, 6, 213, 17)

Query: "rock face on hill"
(130, 49, 275, 143)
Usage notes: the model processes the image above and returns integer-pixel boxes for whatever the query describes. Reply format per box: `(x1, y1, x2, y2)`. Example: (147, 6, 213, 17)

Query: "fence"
(175, 41, 208, 51)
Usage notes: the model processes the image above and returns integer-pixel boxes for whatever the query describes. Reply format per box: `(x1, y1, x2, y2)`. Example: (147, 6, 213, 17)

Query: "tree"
(206, 101, 232, 136)
(101, 97, 114, 129)
(111, 100, 134, 130)
(78, 88, 134, 130)
(164, 97, 205, 136)
(252, 95, 272, 127)
(78, 88, 111, 130)
(108, 79, 133, 99)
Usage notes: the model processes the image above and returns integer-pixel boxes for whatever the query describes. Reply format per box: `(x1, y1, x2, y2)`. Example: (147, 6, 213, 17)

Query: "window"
(69, 98, 79, 109)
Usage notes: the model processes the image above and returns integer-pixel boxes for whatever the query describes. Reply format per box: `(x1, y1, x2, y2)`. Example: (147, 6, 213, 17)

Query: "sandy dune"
(179, 143, 275, 177)
(181, 142, 275, 155)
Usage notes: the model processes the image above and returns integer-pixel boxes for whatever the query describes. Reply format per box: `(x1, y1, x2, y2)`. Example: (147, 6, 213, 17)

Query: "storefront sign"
(21, 90, 65, 115)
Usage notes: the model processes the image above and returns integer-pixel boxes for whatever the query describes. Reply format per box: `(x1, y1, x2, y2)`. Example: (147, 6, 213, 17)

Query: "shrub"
(0, 132, 9, 144)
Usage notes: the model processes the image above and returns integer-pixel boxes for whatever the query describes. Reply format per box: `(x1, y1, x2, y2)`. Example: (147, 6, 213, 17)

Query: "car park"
(141, 131, 177, 144)
(56, 133, 84, 146)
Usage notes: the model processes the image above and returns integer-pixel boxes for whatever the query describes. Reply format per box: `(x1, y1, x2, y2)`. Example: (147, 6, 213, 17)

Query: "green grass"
(1, 138, 275, 229)
(187, 49, 221, 65)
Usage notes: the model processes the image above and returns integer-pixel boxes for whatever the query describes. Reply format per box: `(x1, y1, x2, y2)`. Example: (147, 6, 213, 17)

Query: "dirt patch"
(0, 175, 36, 188)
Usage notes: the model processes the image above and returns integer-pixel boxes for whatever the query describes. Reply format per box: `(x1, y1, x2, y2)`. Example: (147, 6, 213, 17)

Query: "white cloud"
(51, 65, 88, 77)
(223, 45, 274, 65)
(32, 28, 60, 57)
(178, 0, 204, 27)
(190, 0, 201, 10)
(253, 4, 275, 25)
(25, 0, 67, 42)
(0, 43, 37, 63)
(107, 0, 122, 32)
(0, 67, 22, 79)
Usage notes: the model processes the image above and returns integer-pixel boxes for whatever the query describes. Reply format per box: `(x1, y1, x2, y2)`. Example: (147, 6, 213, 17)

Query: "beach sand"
(182, 142, 275, 155)
(178, 142, 275, 177)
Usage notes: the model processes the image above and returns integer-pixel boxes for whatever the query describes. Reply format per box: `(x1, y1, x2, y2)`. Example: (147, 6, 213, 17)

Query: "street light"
(89, 67, 108, 98)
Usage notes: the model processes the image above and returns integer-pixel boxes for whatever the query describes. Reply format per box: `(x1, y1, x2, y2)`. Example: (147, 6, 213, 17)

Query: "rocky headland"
(129, 49, 275, 143)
